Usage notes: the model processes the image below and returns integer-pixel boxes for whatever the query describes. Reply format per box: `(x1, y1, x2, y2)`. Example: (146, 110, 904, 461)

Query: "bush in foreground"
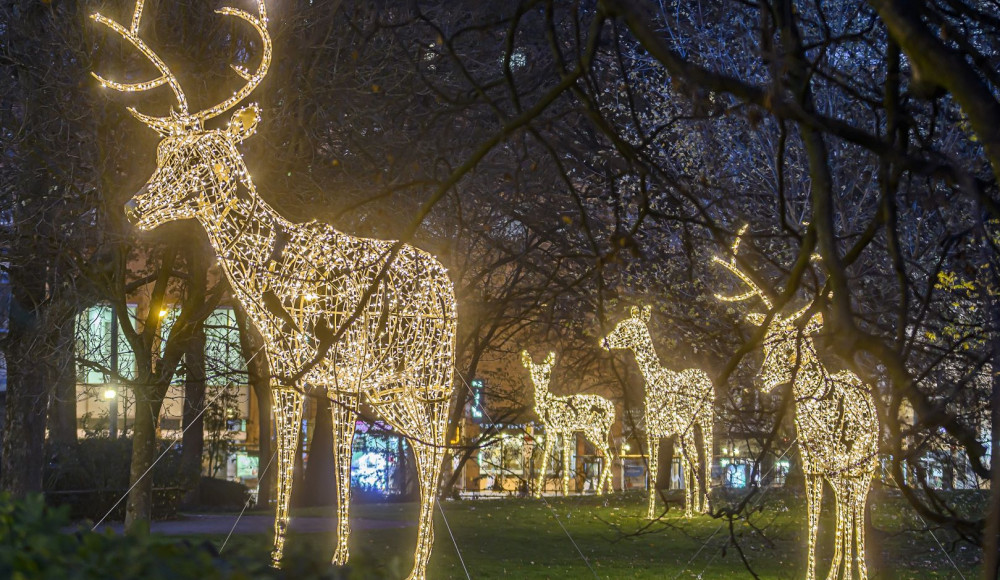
(0, 494, 379, 580)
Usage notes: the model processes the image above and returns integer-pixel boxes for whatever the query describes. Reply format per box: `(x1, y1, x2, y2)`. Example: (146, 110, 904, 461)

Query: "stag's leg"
(646, 436, 660, 520)
(589, 427, 613, 496)
(829, 480, 847, 580)
(409, 440, 445, 580)
(330, 397, 357, 566)
(804, 474, 824, 580)
(700, 412, 713, 514)
(679, 438, 694, 519)
(535, 431, 555, 498)
(561, 434, 573, 496)
(270, 388, 304, 567)
(851, 474, 873, 580)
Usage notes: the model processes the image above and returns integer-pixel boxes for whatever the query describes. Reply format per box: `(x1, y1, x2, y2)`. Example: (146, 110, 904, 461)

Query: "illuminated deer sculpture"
(521, 351, 615, 497)
(713, 227, 879, 580)
(92, 2, 457, 578)
(602, 306, 714, 519)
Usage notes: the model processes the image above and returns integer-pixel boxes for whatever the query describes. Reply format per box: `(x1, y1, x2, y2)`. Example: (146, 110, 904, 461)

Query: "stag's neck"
(629, 338, 662, 379)
(790, 342, 829, 399)
(198, 186, 286, 274)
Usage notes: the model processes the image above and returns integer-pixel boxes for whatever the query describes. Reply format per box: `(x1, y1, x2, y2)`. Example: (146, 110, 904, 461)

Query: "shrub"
(44, 438, 186, 521)
(196, 476, 252, 511)
(0, 493, 378, 579)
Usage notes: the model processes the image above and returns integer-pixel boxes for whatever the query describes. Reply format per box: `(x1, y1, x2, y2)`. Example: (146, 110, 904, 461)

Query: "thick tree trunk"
(301, 396, 335, 506)
(656, 436, 674, 490)
(125, 388, 162, 530)
(1, 348, 49, 497)
(180, 327, 206, 506)
(234, 303, 273, 506)
(47, 317, 78, 445)
(983, 311, 1000, 578)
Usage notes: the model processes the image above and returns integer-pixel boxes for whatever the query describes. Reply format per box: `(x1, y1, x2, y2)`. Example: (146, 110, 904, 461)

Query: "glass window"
(76, 304, 137, 384)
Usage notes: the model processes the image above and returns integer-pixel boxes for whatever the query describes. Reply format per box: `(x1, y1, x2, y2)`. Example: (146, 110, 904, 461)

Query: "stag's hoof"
(332, 546, 349, 566)
(270, 550, 282, 569)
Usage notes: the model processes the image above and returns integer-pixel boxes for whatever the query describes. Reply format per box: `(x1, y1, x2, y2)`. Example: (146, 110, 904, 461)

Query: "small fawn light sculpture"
(714, 226, 879, 580)
(92, 2, 457, 578)
(521, 351, 615, 497)
(602, 306, 714, 519)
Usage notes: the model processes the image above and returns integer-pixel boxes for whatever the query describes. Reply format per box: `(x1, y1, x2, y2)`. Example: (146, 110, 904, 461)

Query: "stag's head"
(522, 350, 555, 394)
(713, 226, 824, 392)
(602, 305, 652, 351)
(92, 0, 271, 230)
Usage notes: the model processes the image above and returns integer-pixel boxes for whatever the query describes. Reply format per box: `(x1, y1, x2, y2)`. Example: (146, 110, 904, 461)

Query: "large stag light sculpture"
(602, 307, 714, 519)
(714, 227, 879, 580)
(92, 2, 457, 578)
(521, 351, 616, 497)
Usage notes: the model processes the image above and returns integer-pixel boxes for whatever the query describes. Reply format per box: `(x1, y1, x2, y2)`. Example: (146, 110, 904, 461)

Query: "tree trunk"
(301, 396, 335, 506)
(656, 436, 674, 490)
(234, 303, 273, 506)
(47, 317, 78, 446)
(983, 306, 1000, 578)
(1, 347, 49, 497)
(180, 327, 206, 506)
(125, 388, 162, 530)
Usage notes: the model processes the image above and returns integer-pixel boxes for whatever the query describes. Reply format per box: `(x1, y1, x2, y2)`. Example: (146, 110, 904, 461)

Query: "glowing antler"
(712, 225, 774, 310)
(92, 0, 271, 133)
(91, 0, 190, 132)
(188, 0, 271, 125)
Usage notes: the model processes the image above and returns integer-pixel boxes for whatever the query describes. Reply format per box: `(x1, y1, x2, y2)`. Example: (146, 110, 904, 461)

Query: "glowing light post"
(714, 226, 879, 580)
(521, 351, 616, 497)
(602, 306, 715, 519)
(92, 3, 458, 578)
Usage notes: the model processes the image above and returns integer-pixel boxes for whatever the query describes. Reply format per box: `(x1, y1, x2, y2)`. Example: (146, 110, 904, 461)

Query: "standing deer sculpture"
(713, 227, 879, 580)
(602, 306, 714, 519)
(521, 351, 615, 497)
(92, 3, 457, 578)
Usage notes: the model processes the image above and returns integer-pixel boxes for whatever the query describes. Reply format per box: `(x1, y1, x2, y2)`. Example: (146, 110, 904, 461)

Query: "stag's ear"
(804, 312, 823, 334)
(227, 104, 260, 142)
(629, 306, 640, 319)
(640, 305, 651, 322)
(544, 352, 556, 366)
(521, 350, 532, 368)
(746, 312, 767, 326)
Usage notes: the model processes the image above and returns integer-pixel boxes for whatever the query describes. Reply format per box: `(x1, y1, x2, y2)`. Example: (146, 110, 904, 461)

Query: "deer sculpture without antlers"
(602, 306, 714, 519)
(92, 3, 457, 579)
(714, 226, 879, 580)
(521, 351, 615, 497)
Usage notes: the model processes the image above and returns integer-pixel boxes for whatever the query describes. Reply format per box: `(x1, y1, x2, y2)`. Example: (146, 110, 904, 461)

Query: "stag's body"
(603, 307, 714, 519)
(714, 227, 879, 580)
(522, 352, 615, 497)
(782, 340, 878, 580)
(94, 3, 456, 578)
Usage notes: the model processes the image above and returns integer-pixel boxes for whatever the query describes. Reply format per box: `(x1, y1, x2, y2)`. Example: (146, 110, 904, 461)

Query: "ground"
(174, 490, 980, 579)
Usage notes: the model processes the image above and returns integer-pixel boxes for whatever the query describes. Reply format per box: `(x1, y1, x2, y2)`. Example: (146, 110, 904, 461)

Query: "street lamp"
(105, 386, 118, 439)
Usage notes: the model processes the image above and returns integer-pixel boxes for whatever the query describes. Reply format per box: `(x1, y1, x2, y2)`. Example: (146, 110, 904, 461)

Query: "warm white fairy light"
(602, 306, 714, 519)
(93, 3, 457, 579)
(521, 351, 616, 497)
(714, 226, 879, 580)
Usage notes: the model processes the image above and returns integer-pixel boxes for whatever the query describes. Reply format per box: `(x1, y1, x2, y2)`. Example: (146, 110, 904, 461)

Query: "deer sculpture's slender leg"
(330, 396, 357, 566)
(408, 440, 445, 580)
(589, 428, 613, 496)
(804, 474, 824, 580)
(830, 480, 847, 580)
(561, 434, 573, 496)
(700, 411, 713, 514)
(852, 475, 872, 580)
(646, 436, 660, 520)
(535, 433, 555, 498)
(271, 387, 304, 567)
(679, 438, 694, 518)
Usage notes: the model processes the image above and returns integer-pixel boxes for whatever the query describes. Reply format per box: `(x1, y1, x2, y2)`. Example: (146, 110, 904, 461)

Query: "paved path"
(96, 513, 414, 536)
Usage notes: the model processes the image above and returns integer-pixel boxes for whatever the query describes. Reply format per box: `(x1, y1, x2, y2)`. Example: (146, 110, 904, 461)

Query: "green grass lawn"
(199, 490, 981, 579)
